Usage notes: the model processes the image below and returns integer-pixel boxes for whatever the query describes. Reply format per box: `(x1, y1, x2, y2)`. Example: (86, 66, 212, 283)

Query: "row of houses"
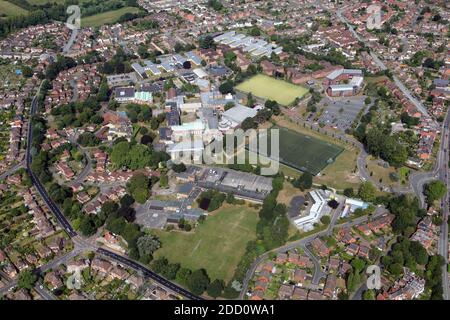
(45, 64, 100, 111)
(21, 188, 56, 239)
(377, 269, 426, 300)
(83, 186, 127, 215)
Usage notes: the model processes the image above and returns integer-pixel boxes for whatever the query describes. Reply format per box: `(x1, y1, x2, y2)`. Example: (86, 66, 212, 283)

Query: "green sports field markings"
(246, 125, 344, 175)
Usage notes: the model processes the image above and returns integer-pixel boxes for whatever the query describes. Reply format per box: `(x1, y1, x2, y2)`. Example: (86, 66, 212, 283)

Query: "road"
(239, 203, 386, 299)
(0, 248, 84, 298)
(336, 5, 449, 299)
(97, 249, 202, 300)
(335, 6, 430, 118)
(24, 82, 202, 300)
(302, 243, 326, 285)
(0, 160, 24, 180)
(67, 136, 92, 186)
(436, 112, 450, 300)
(282, 107, 390, 192)
(35, 283, 56, 300)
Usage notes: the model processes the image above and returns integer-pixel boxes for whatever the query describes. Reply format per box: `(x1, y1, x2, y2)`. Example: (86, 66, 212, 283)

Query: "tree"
(187, 269, 210, 295)
(136, 235, 161, 259)
(364, 97, 371, 105)
(172, 163, 186, 173)
(292, 172, 313, 191)
(110, 141, 153, 169)
(150, 257, 169, 274)
(320, 215, 331, 225)
(117, 205, 136, 222)
(358, 182, 376, 202)
(18, 270, 37, 290)
(77, 132, 100, 147)
(226, 193, 236, 204)
(249, 26, 261, 36)
(344, 187, 354, 197)
(176, 268, 192, 286)
(424, 180, 447, 205)
(199, 35, 215, 49)
(127, 173, 151, 204)
(388, 263, 403, 276)
(240, 117, 257, 130)
(21, 66, 33, 78)
(79, 216, 96, 236)
(207, 279, 224, 298)
(98, 201, 118, 223)
(120, 194, 135, 208)
(159, 174, 168, 188)
(388, 195, 423, 234)
(362, 289, 376, 300)
(351, 257, 366, 273)
(207, 0, 223, 11)
(141, 134, 153, 146)
(410, 241, 429, 265)
(106, 217, 127, 235)
(162, 263, 180, 280)
(182, 61, 192, 69)
(219, 81, 234, 94)
(264, 100, 280, 115)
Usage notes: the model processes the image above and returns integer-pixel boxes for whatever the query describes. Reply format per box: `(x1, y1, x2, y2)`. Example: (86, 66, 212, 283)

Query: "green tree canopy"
(187, 269, 211, 295)
(424, 180, 447, 205)
(18, 270, 38, 290)
(127, 173, 151, 204)
(358, 181, 377, 202)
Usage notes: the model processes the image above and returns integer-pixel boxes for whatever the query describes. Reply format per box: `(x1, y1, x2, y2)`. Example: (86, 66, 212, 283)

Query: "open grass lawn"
(152, 205, 259, 282)
(81, 7, 141, 27)
(235, 74, 308, 106)
(316, 149, 360, 190)
(0, 0, 28, 17)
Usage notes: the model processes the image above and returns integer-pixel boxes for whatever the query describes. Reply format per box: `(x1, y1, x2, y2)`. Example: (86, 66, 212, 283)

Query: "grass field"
(0, 0, 28, 17)
(152, 205, 259, 282)
(249, 125, 344, 175)
(235, 74, 308, 106)
(81, 7, 141, 27)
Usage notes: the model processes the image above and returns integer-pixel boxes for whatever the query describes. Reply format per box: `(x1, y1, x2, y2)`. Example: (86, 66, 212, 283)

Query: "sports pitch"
(248, 126, 344, 175)
(235, 74, 308, 106)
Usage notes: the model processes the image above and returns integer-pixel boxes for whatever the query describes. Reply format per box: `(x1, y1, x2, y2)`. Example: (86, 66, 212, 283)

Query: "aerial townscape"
(0, 0, 449, 304)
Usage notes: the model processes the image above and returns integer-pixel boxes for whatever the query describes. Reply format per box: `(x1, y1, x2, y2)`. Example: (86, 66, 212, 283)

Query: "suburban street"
(21, 79, 202, 301)
(335, 6, 430, 117)
(336, 5, 449, 300)
(0, 160, 24, 180)
(239, 204, 386, 299)
(437, 114, 450, 300)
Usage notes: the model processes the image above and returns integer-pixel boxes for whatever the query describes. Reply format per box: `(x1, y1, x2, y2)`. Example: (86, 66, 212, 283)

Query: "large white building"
(293, 189, 332, 231)
(213, 31, 282, 58)
(218, 104, 258, 131)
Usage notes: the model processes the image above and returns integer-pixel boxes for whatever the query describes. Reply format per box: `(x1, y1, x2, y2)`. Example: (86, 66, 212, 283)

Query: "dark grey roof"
(434, 79, 449, 87)
(159, 127, 172, 140)
(115, 87, 135, 98)
(176, 183, 194, 194)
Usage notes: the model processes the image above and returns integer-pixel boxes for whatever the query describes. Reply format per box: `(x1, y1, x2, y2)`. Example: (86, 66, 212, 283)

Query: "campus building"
(324, 69, 364, 97)
(293, 189, 333, 231)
